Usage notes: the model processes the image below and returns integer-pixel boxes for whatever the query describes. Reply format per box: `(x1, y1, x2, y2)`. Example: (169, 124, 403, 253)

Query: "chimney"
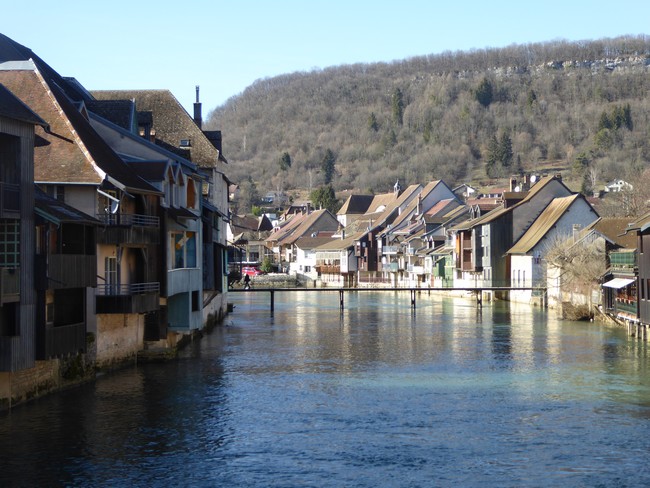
(510, 176, 517, 192)
(573, 224, 582, 243)
(193, 85, 202, 129)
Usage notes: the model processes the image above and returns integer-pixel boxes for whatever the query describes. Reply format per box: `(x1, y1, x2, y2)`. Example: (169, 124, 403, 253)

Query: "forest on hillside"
(206, 35, 650, 212)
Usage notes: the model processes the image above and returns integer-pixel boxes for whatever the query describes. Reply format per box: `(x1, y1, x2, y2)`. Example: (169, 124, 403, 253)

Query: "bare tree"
(545, 232, 607, 318)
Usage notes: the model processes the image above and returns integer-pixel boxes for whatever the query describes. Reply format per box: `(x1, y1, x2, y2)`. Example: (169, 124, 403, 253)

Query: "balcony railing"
(96, 213, 160, 245)
(615, 298, 638, 315)
(96, 213, 159, 226)
(96, 282, 160, 296)
(96, 282, 160, 314)
(382, 246, 401, 254)
(315, 264, 340, 274)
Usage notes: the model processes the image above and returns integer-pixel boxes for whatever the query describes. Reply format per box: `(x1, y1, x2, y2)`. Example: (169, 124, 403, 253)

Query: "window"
(192, 290, 200, 311)
(105, 256, 117, 295)
(172, 231, 197, 269)
(187, 179, 197, 209)
(0, 219, 20, 267)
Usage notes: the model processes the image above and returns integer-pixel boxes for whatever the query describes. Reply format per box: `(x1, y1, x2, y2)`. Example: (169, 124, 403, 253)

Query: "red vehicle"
(242, 266, 264, 277)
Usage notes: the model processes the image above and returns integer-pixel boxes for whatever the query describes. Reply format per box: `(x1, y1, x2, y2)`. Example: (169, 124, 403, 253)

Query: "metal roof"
(508, 194, 580, 254)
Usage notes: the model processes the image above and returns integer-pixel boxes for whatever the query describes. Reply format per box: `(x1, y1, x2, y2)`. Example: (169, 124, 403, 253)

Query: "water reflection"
(3, 292, 650, 486)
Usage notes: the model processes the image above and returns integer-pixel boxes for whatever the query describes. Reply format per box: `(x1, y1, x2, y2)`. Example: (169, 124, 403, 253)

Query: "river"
(2, 291, 650, 487)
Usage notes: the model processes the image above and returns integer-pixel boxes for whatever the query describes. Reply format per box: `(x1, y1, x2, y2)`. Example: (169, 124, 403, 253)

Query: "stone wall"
(96, 313, 144, 369)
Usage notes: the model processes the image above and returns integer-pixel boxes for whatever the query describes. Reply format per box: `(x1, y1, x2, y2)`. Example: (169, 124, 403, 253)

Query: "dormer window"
(180, 139, 191, 148)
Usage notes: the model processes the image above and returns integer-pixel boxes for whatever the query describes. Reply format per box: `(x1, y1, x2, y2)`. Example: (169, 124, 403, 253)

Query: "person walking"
(243, 273, 251, 290)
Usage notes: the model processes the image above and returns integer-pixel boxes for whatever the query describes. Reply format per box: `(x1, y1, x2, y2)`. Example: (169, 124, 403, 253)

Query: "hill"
(206, 35, 650, 207)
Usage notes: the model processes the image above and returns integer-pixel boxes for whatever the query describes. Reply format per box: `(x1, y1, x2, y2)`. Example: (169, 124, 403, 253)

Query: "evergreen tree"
(391, 88, 404, 126)
(623, 103, 633, 130)
(260, 256, 273, 273)
(597, 111, 612, 131)
(320, 149, 336, 185)
(499, 132, 513, 168)
(310, 185, 338, 213)
(278, 151, 292, 171)
(485, 135, 500, 177)
(572, 152, 591, 176)
(475, 77, 493, 107)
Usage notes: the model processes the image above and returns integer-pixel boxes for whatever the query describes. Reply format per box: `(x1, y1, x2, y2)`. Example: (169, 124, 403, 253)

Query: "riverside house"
(90, 88, 231, 328)
(451, 174, 575, 299)
(0, 83, 45, 383)
(0, 33, 230, 409)
(507, 193, 600, 304)
(376, 180, 459, 287)
(0, 56, 164, 370)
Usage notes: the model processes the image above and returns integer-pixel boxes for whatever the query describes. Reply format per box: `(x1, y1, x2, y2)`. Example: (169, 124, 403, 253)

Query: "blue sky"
(3, 1, 650, 117)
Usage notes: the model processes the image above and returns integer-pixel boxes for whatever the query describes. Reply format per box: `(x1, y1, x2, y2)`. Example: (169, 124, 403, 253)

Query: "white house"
(507, 194, 600, 304)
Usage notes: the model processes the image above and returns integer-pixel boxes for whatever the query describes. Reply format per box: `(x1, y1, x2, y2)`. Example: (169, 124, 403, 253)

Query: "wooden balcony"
(36, 254, 96, 290)
(44, 322, 86, 358)
(96, 282, 160, 314)
(615, 298, 638, 315)
(316, 264, 340, 274)
(96, 213, 160, 245)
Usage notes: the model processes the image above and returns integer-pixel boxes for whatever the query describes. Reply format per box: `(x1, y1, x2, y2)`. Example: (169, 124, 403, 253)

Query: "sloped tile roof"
(294, 236, 337, 250)
(337, 194, 374, 215)
(590, 217, 637, 248)
(369, 184, 421, 230)
(267, 212, 308, 244)
(86, 99, 137, 131)
(0, 69, 102, 185)
(0, 83, 47, 127)
(315, 231, 362, 251)
(508, 194, 581, 254)
(0, 68, 159, 193)
(276, 209, 338, 246)
(92, 90, 221, 168)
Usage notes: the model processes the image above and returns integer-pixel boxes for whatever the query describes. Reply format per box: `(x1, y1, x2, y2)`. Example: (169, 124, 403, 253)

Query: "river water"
(2, 291, 650, 487)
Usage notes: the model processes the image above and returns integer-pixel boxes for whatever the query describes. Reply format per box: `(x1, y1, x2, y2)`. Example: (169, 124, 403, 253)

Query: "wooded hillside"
(207, 35, 650, 202)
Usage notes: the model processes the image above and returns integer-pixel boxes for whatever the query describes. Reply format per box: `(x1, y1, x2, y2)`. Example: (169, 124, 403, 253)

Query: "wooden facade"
(0, 109, 37, 372)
